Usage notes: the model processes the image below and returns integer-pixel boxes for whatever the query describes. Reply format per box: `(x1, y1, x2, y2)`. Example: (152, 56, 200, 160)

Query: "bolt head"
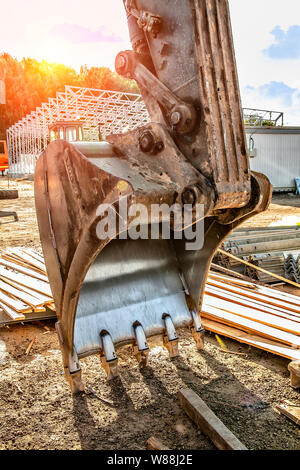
(170, 111, 181, 126)
(115, 54, 127, 74)
(155, 141, 164, 153)
(182, 189, 196, 206)
(139, 131, 155, 153)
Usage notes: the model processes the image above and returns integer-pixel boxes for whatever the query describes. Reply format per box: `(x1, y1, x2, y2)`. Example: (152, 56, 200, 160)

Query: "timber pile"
(0, 248, 55, 324)
(202, 271, 300, 361)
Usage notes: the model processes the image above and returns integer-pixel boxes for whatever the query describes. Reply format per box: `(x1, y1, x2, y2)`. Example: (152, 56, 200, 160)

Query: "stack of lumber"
(0, 248, 56, 324)
(202, 271, 300, 361)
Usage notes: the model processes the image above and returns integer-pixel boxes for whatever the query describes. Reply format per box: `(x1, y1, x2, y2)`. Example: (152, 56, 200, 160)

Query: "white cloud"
(229, 0, 300, 124)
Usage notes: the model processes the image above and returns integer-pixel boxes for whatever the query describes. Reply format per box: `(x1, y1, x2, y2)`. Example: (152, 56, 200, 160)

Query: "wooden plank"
(0, 301, 25, 321)
(23, 248, 45, 263)
(146, 437, 170, 450)
(209, 272, 300, 307)
(46, 303, 56, 311)
(202, 318, 300, 361)
(204, 288, 300, 329)
(8, 247, 46, 273)
(0, 258, 48, 282)
(0, 289, 32, 313)
(1, 252, 45, 275)
(210, 263, 267, 285)
(0, 279, 45, 308)
(207, 276, 300, 314)
(178, 389, 247, 450)
(0, 266, 52, 297)
(207, 277, 300, 314)
(201, 305, 300, 348)
(218, 248, 300, 289)
(205, 284, 300, 323)
(0, 277, 52, 304)
(276, 403, 300, 426)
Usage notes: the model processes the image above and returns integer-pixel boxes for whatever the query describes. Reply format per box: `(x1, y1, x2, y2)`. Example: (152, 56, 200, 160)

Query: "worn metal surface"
(127, 0, 252, 210)
(74, 238, 192, 358)
(34, 0, 271, 392)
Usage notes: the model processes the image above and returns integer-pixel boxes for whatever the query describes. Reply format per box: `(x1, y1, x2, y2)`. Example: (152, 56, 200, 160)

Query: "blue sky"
(0, 0, 300, 124)
(264, 26, 300, 59)
(229, 0, 300, 125)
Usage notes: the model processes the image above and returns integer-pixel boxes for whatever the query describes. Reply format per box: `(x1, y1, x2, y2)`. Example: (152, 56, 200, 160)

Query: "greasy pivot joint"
(115, 51, 135, 78)
(170, 105, 197, 135)
(182, 184, 206, 207)
(139, 130, 164, 154)
(115, 50, 197, 134)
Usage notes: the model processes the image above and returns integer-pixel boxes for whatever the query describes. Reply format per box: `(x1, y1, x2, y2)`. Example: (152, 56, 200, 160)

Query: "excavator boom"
(34, 0, 271, 393)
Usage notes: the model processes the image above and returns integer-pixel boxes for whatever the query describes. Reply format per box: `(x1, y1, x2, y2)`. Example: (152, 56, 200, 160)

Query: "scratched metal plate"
(74, 238, 192, 357)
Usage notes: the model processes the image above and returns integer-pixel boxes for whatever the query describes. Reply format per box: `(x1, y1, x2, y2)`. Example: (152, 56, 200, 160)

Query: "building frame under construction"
(6, 87, 285, 179)
(6, 85, 149, 177)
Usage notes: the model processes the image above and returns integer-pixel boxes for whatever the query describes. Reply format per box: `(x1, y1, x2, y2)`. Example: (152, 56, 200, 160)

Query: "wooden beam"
(288, 361, 300, 389)
(276, 403, 300, 426)
(178, 389, 247, 450)
(146, 437, 170, 451)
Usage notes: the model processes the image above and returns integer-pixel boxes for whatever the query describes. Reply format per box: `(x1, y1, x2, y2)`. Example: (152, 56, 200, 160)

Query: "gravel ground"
(0, 323, 299, 450)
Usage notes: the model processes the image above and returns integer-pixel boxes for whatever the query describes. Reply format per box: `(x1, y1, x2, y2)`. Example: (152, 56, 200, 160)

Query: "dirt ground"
(0, 176, 300, 450)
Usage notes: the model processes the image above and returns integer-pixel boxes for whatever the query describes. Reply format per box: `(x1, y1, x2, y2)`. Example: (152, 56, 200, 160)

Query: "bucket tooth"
(55, 321, 84, 394)
(162, 314, 179, 358)
(133, 322, 149, 368)
(100, 332, 119, 381)
(68, 370, 85, 395)
(190, 310, 205, 351)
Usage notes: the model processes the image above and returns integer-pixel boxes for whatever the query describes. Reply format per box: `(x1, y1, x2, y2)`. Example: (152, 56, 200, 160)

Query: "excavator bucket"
(34, 0, 272, 393)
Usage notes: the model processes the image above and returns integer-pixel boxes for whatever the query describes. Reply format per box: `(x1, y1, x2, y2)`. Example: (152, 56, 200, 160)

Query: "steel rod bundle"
(216, 226, 300, 284)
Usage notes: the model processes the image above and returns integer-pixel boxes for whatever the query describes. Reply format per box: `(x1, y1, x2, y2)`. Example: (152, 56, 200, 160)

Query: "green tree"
(0, 53, 139, 139)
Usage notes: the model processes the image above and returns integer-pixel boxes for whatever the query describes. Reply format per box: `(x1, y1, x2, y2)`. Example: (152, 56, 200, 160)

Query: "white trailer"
(245, 127, 300, 192)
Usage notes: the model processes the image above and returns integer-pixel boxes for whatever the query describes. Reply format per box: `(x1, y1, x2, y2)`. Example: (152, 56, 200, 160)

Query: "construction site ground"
(0, 177, 300, 450)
